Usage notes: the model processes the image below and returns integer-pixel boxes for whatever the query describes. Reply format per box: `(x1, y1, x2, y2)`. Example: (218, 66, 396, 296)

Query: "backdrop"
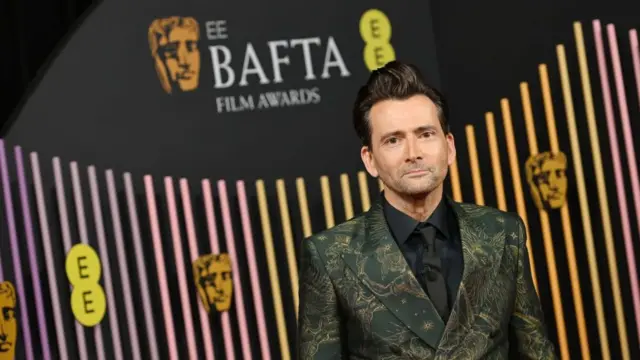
(0, 0, 441, 359)
(1, 0, 640, 359)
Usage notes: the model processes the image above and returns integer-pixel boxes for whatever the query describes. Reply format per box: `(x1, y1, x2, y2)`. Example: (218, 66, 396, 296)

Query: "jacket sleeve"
(509, 217, 558, 359)
(297, 237, 345, 359)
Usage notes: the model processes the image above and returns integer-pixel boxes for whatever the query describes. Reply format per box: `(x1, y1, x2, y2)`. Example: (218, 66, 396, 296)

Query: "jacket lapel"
(437, 199, 506, 353)
(341, 201, 446, 350)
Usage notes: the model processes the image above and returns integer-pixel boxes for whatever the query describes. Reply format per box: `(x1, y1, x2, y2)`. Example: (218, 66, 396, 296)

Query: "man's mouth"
(404, 168, 430, 176)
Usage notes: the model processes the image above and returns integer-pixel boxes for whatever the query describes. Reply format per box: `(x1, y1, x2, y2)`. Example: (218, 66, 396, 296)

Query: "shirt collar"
(383, 194, 450, 245)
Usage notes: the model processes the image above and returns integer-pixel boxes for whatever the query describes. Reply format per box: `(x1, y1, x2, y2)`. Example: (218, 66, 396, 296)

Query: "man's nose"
(0, 333, 6, 341)
(406, 137, 422, 160)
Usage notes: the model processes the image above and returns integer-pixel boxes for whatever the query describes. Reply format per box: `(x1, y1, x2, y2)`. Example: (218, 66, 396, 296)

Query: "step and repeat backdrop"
(0, 0, 442, 359)
(2, 0, 640, 359)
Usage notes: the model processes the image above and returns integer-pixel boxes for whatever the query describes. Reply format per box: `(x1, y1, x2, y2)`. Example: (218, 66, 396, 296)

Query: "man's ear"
(446, 133, 456, 166)
(361, 146, 379, 177)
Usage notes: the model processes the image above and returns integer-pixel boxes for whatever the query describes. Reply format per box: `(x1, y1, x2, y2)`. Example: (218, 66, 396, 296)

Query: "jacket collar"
(341, 193, 505, 351)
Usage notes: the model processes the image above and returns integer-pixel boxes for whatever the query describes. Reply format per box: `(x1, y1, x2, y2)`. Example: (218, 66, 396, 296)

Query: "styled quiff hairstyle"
(352, 60, 449, 147)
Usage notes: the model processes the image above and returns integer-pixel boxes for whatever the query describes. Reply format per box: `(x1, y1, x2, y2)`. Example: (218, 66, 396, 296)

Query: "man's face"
(194, 254, 233, 313)
(361, 95, 455, 198)
(527, 152, 568, 209)
(159, 26, 200, 91)
(0, 282, 17, 357)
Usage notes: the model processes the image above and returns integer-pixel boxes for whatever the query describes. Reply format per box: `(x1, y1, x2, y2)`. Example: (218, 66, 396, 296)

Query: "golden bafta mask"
(525, 151, 568, 210)
(0, 281, 17, 360)
(148, 16, 201, 94)
(193, 254, 233, 313)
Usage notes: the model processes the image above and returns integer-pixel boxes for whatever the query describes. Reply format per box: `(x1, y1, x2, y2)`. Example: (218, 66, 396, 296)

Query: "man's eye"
(421, 131, 435, 138)
(386, 137, 398, 144)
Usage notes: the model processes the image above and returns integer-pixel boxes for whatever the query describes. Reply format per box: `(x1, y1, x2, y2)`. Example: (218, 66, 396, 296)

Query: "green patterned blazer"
(297, 195, 557, 359)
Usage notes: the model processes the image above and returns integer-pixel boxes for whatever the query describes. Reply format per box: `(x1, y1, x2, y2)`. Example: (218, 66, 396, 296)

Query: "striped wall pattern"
(0, 19, 638, 359)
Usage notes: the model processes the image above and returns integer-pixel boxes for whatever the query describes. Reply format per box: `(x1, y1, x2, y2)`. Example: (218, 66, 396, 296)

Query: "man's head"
(149, 16, 201, 94)
(354, 61, 455, 199)
(525, 151, 568, 210)
(193, 253, 233, 313)
(0, 281, 17, 357)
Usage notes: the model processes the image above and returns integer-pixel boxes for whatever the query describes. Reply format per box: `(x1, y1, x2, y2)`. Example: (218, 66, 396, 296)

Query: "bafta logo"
(525, 151, 568, 210)
(0, 281, 17, 360)
(193, 254, 233, 313)
(148, 16, 201, 94)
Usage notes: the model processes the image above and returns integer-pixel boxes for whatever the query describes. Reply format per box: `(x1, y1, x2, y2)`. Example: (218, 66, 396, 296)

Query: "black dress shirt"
(383, 195, 464, 315)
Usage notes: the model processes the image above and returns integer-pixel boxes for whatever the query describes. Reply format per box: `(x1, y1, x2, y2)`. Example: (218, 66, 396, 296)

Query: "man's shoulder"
(304, 211, 367, 251)
(455, 201, 524, 230)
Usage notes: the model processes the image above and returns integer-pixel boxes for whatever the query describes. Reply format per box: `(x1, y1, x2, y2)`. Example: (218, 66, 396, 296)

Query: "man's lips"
(405, 168, 428, 174)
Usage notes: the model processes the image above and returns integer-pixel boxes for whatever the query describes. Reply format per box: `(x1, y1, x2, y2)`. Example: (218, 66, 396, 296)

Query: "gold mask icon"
(148, 16, 201, 94)
(0, 281, 17, 360)
(193, 254, 233, 313)
(525, 151, 568, 210)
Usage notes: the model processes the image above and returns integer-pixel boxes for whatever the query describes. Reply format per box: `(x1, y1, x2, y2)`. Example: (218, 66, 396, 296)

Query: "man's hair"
(352, 60, 449, 147)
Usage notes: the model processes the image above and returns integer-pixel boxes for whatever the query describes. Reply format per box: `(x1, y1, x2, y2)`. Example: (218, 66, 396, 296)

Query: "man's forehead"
(370, 101, 439, 133)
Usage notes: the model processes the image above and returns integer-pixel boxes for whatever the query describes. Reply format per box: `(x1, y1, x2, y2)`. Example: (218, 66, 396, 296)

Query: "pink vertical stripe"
(630, 29, 640, 109)
(608, 24, 640, 241)
(593, 19, 640, 341)
(105, 170, 142, 360)
(143, 175, 179, 360)
(86, 166, 124, 360)
(163, 177, 198, 359)
(124, 173, 160, 360)
(14, 147, 51, 359)
(0, 140, 34, 360)
(69, 162, 107, 360)
(236, 180, 271, 359)
(0, 217, 3, 279)
(217, 180, 253, 360)
(201, 179, 236, 360)
(30, 152, 69, 359)
(179, 179, 216, 360)
(52, 157, 89, 360)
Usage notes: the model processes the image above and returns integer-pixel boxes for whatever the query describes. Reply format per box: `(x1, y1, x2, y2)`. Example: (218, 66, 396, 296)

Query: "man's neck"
(383, 185, 444, 222)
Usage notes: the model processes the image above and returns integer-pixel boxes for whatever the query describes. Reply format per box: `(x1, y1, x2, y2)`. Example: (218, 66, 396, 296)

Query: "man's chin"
(397, 185, 436, 196)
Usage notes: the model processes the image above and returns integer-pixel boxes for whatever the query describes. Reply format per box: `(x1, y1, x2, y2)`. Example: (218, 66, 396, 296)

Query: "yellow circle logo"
(66, 243, 101, 284)
(65, 243, 106, 327)
(359, 9, 396, 71)
(71, 284, 107, 327)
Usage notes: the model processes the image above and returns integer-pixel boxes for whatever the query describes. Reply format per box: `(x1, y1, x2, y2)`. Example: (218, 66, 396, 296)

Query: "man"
(297, 61, 557, 359)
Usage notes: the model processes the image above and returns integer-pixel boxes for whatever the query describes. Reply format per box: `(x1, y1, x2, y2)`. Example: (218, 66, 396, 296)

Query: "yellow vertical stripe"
(358, 171, 371, 211)
(465, 125, 485, 205)
(255, 180, 290, 360)
(574, 20, 629, 360)
(276, 179, 299, 319)
(449, 158, 463, 202)
(485, 112, 508, 211)
(520, 81, 570, 360)
(340, 174, 355, 220)
(500, 98, 539, 294)
(539, 64, 591, 360)
(557, 44, 611, 360)
(296, 178, 313, 238)
(320, 176, 335, 228)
